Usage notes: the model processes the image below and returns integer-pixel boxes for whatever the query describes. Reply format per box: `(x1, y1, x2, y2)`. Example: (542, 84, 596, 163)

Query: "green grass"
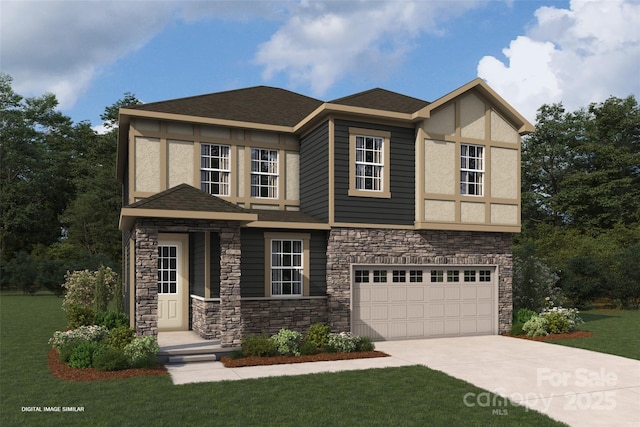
(549, 309, 640, 360)
(1, 293, 564, 427)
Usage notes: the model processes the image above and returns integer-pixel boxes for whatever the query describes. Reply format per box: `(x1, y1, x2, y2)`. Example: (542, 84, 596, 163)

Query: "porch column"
(218, 223, 242, 347)
(134, 222, 159, 337)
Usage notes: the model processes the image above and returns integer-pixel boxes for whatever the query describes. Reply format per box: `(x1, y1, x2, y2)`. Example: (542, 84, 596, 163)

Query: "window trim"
(460, 143, 484, 197)
(200, 143, 231, 196)
(264, 232, 310, 297)
(250, 147, 279, 199)
(348, 127, 391, 199)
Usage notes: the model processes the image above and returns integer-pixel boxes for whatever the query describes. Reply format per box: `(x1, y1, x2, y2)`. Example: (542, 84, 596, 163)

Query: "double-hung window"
(270, 239, 303, 296)
(200, 144, 230, 196)
(460, 144, 484, 196)
(349, 128, 391, 198)
(251, 148, 278, 198)
(355, 135, 384, 191)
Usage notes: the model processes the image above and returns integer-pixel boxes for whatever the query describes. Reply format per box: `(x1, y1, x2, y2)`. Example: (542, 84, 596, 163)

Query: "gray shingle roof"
(128, 86, 324, 127)
(329, 88, 429, 114)
(127, 184, 249, 214)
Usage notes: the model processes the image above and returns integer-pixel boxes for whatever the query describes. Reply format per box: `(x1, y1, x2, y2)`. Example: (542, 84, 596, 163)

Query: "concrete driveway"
(167, 335, 640, 427)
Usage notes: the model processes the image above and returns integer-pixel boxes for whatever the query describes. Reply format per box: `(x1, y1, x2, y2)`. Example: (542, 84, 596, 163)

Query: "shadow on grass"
(579, 311, 621, 323)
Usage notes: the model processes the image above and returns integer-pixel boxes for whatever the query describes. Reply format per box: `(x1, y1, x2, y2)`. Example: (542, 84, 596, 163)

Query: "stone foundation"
(241, 297, 328, 336)
(191, 297, 220, 339)
(326, 228, 513, 334)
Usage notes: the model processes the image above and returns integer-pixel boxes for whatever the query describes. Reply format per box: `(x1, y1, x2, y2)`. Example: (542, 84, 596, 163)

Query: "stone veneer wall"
(326, 228, 513, 334)
(241, 297, 328, 336)
(191, 298, 220, 340)
(132, 219, 242, 346)
(134, 225, 158, 336)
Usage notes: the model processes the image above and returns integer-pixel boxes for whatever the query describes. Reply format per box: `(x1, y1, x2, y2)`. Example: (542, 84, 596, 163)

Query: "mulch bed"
(220, 351, 389, 368)
(48, 348, 169, 382)
(508, 330, 594, 342)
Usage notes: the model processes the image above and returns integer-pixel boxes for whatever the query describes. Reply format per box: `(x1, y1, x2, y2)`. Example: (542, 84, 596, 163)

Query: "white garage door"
(352, 266, 497, 340)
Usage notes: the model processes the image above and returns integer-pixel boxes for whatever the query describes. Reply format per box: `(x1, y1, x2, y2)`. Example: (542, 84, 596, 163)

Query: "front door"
(157, 234, 188, 331)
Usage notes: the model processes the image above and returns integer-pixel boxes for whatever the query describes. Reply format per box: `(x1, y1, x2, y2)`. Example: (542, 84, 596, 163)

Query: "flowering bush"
(124, 336, 159, 368)
(61, 266, 117, 315)
(271, 329, 303, 356)
(49, 325, 109, 349)
(522, 301, 584, 337)
(325, 332, 359, 353)
(522, 315, 549, 337)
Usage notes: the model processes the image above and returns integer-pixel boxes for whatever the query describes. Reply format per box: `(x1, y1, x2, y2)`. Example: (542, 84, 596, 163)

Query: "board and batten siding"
(333, 120, 415, 225)
(299, 122, 330, 222)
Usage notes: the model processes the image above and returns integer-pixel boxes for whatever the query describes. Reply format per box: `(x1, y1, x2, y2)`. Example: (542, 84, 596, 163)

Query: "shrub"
(49, 325, 109, 350)
(540, 305, 584, 333)
(355, 336, 375, 352)
(62, 266, 117, 314)
(271, 329, 303, 356)
(241, 334, 277, 357)
(509, 322, 525, 336)
(68, 341, 101, 369)
(522, 315, 549, 337)
(512, 246, 562, 311)
(299, 340, 318, 356)
(543, 311, 571, 334)
(514, 308, 537, 325)
(326, 332, 358, 353)
(93, 345, 130, 371)
(56, 339, 84, 362)
(105, 326, 135, 350)
(65, 304, 96, 329)
(124, 336, 159, 368)
(305, 323, 330, 349)
(95, 311, 130, 330)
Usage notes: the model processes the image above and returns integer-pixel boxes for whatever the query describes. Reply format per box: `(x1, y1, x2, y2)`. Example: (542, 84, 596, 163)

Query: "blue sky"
(2, 0, 639, 131)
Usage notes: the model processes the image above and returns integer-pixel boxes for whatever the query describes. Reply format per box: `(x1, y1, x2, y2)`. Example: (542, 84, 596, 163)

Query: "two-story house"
(117, 78, 533, 346)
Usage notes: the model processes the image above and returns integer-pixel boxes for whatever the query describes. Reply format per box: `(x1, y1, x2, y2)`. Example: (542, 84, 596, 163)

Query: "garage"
(351, 266, 497, 340)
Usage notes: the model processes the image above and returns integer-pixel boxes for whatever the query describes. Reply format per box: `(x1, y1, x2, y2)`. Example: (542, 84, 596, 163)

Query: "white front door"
(157, 235, 188, 331)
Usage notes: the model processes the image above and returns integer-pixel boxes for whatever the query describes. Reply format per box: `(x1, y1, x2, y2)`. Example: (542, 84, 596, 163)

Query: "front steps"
(157, 332, 239, 364)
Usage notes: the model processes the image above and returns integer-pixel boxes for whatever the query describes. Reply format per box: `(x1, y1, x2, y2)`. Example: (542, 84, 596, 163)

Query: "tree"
(61, 94, 141, 266)
(0, 74, 76, 259)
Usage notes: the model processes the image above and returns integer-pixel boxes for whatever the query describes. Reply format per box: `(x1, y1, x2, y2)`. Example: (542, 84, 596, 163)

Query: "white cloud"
(254, 0, 481, 96)
(0, 0, 176, 108)
(478, 0, 640, 122)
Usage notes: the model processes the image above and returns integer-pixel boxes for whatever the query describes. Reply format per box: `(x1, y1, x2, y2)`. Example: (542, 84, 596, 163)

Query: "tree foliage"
(0, 74, 139, 294)
(519, 95, 640, 307)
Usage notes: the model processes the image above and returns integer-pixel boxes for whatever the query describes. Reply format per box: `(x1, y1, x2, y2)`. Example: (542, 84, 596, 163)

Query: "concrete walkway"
(166, 335, 640, 427)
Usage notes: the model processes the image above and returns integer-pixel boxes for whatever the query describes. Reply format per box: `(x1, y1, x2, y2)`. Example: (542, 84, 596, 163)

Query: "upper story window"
(348, 127, 391, 198)
(200, 144, 231, 196)
(460, 144, 484, 196)
(355, 135, 384, 191)
(251, 148, 278, 198)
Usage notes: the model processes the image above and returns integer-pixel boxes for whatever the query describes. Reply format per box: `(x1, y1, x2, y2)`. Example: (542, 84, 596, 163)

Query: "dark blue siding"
(240, 229, 328, 297)
(334, 119, 415, 225)
(300, 122, 329, 221)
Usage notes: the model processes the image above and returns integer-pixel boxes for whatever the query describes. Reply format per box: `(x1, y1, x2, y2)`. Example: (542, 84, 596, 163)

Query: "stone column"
(134, 223, 159, 337)
(218, 223, 242, 347)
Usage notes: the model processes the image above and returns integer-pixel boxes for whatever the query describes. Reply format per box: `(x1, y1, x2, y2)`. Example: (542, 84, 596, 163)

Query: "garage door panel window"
(373, 270, 387, 283)
(355, 270, 370, 283)
(430, 270, 444, 282)
(447, 270, 460, 282)
(392, 270, 406, 282)
(464, 270, 477, 282)
(479, 270, 491, 282)
(410, 270, 423, 282)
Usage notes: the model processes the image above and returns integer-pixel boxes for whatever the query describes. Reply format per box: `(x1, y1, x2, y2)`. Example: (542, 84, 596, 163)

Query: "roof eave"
(119, 208, 258, 231)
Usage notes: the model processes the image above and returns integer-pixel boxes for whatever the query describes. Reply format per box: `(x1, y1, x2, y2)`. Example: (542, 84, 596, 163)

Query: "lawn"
(0, 293, 565, 427)
(549, 309, 640, 360)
